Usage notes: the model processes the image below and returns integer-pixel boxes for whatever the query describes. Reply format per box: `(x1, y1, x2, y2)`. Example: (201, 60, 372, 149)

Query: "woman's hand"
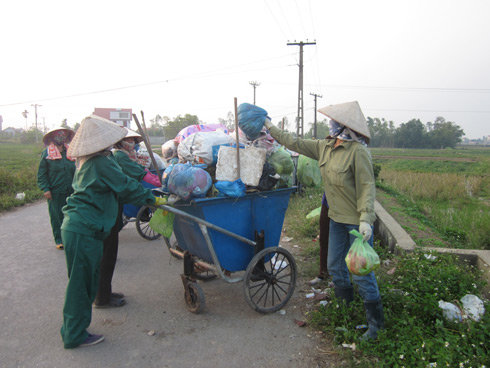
(43, 191, 52, 200)
(359, 221, 372, 241)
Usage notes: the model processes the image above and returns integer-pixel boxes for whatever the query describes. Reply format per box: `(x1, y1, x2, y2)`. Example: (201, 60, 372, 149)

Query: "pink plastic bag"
(175, 124, 228, 144)
(142, 169, 161, 187)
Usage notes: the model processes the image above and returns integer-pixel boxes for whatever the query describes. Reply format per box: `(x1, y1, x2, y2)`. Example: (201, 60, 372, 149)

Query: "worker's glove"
(359, 221, 372, 242)
(264, 117, 273, 129)
(154, 196, 167, 207)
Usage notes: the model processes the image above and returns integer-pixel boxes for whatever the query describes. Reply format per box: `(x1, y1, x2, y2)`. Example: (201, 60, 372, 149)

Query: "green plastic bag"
(268, 147, 294, 175)
(149, 208, 175, 238)
(297, 155, 322, 187)
(306, 206, 321, 219)
(345, 229, 380, 276)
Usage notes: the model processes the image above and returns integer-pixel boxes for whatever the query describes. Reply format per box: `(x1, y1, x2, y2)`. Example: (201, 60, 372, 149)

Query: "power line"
(263, 0, 289, 40)
(0, 54, 296, 107)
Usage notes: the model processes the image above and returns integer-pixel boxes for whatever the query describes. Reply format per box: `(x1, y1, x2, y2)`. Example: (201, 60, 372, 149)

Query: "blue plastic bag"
(167, 163, 212, 200)
(215, 179, 246, 197)
(238, 103, 269, 140)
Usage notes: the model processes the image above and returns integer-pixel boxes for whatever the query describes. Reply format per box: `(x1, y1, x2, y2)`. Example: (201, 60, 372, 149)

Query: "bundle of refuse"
(159, 104, 295, 201)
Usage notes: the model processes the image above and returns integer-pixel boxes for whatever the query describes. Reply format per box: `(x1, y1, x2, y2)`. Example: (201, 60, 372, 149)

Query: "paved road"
(0, 201, 322, 368)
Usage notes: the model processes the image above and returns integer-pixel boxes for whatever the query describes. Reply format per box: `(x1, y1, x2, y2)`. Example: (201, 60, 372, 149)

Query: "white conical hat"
(124, 128, 143, 143)
(68, 115, 127, 157)
(42, 127, 75, 145)
(318, 101, 371, 139)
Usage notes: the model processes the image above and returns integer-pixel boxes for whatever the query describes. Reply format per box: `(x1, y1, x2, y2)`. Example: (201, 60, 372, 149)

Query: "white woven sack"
(178, 131, 234, 165)
(215, 146, 266, 186)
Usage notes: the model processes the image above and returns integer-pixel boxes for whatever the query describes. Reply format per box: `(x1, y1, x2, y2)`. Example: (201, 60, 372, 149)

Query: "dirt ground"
(0, 200, 345, 368)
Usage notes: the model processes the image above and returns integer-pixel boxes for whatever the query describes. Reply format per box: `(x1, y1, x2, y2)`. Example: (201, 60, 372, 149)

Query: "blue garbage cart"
(159, 187, 297, 314)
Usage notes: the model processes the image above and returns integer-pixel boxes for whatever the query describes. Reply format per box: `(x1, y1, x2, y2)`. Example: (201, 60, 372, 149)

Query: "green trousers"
(48, 193, 70, 245)
(60, 230, 103, 349)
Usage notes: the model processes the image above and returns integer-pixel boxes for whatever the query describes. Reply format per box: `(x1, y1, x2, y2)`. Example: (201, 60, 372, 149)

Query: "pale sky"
(1, 0, 489, 139)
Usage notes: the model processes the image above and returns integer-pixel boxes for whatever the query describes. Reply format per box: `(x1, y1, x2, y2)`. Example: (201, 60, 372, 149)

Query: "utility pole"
(287, 40, 316, 137)
(31, 104, 42, 143)
(249, 81, 260, 105)
(310, 92, 322, 139)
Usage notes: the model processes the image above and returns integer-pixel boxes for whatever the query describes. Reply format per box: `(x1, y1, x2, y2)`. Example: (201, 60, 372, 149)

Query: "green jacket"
(269, 126, 376, 225)
(37, 148, 76, 194)
(112, 150, 147, 182)
(61, 154, 156, 239)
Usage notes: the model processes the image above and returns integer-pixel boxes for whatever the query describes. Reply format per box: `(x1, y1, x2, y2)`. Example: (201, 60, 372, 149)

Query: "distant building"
(2, 127, 21, 136)
(93, 108, 132, 128)
(0, 115, 3, 131)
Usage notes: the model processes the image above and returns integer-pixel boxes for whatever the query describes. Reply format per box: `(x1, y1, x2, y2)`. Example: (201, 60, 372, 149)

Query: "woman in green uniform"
(264, 101, 384, 340)
(94, 129, 161, 308)
(60, 116, 166, 348)
(37, 127, 76, 250)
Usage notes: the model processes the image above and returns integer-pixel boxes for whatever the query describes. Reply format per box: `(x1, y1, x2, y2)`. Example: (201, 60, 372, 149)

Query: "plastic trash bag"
(297, 155, 322, 187)
(345, 229, 380, 276)
(167, 163, 212, 200)
(256, 162, 279, 191)
(178, 131, 234, 165)
(268, 147, 294, 175)
(175, 123, 229, 144)
(161, 140, 178, 163)
(461, 294, 485, 322)
(237, 103, 269, 141)
(306, 207, 321, 219)
(215, 179, 246, 197)
(149, 208, 175, 238)
(161, 164, 175, 191)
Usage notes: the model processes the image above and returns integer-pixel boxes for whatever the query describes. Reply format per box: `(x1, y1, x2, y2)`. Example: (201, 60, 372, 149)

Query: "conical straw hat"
(42, 127, 75, 145)
(124, 129, 143, 143)
(318, 101, 371, 139)
(68, 115, 127, 157)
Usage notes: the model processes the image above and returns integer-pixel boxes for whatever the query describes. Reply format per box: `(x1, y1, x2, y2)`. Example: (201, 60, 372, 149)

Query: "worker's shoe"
(94, 296, 126, 309)
(79, 333, 104, 347)
(334, 286, 354, 305)
(362, 299, 385, 340)
(56, 244, 64, 250)
(309, 276, 324, 286)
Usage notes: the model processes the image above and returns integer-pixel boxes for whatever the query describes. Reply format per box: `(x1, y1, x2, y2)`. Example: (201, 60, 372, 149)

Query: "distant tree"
(305, 119, 329, 139)
(394, 119, 427, 148)
(427, 116, 464, 148)
(162, 114, 199, 140)
(73, 122, 80, 131)
(20, 127, 44, 144)
(367, 117, 396, 147)
(61, 119, 69, 129)
(218, 111, 235, 130)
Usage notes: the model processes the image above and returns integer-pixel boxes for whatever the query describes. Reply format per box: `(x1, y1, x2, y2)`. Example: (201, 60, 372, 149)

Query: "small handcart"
(122, 180, 162, 240)
(158, 187, 297, 314)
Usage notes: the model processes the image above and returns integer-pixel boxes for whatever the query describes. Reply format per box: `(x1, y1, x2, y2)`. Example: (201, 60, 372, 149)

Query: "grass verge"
(283, 186, 489, 367)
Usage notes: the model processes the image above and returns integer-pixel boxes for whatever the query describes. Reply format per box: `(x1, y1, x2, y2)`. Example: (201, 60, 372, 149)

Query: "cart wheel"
(244, 247, 297, 314)
(135, 206, 162, 240)
(184, 281, 205, 313)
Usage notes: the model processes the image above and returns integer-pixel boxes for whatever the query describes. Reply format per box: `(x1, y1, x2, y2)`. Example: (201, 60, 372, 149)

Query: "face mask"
(122, 140, 135, 151)
(52, 131, 68, 145)
(328, 120, 345, 137)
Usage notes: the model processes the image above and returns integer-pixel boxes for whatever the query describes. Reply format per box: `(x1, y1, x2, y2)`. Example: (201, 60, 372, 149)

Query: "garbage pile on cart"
(159, 103, 295, 202)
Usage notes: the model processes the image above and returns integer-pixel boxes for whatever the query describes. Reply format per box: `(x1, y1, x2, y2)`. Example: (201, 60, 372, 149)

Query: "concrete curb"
(374, 200, 490, 296)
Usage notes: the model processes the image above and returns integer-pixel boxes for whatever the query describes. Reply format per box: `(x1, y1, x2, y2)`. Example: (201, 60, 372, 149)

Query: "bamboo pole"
(132, 113, 161, 180)
(234, 97, 240, 180)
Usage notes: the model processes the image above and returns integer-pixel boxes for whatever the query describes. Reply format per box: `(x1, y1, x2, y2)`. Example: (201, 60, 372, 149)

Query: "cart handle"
(155, 204, 257, 248)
